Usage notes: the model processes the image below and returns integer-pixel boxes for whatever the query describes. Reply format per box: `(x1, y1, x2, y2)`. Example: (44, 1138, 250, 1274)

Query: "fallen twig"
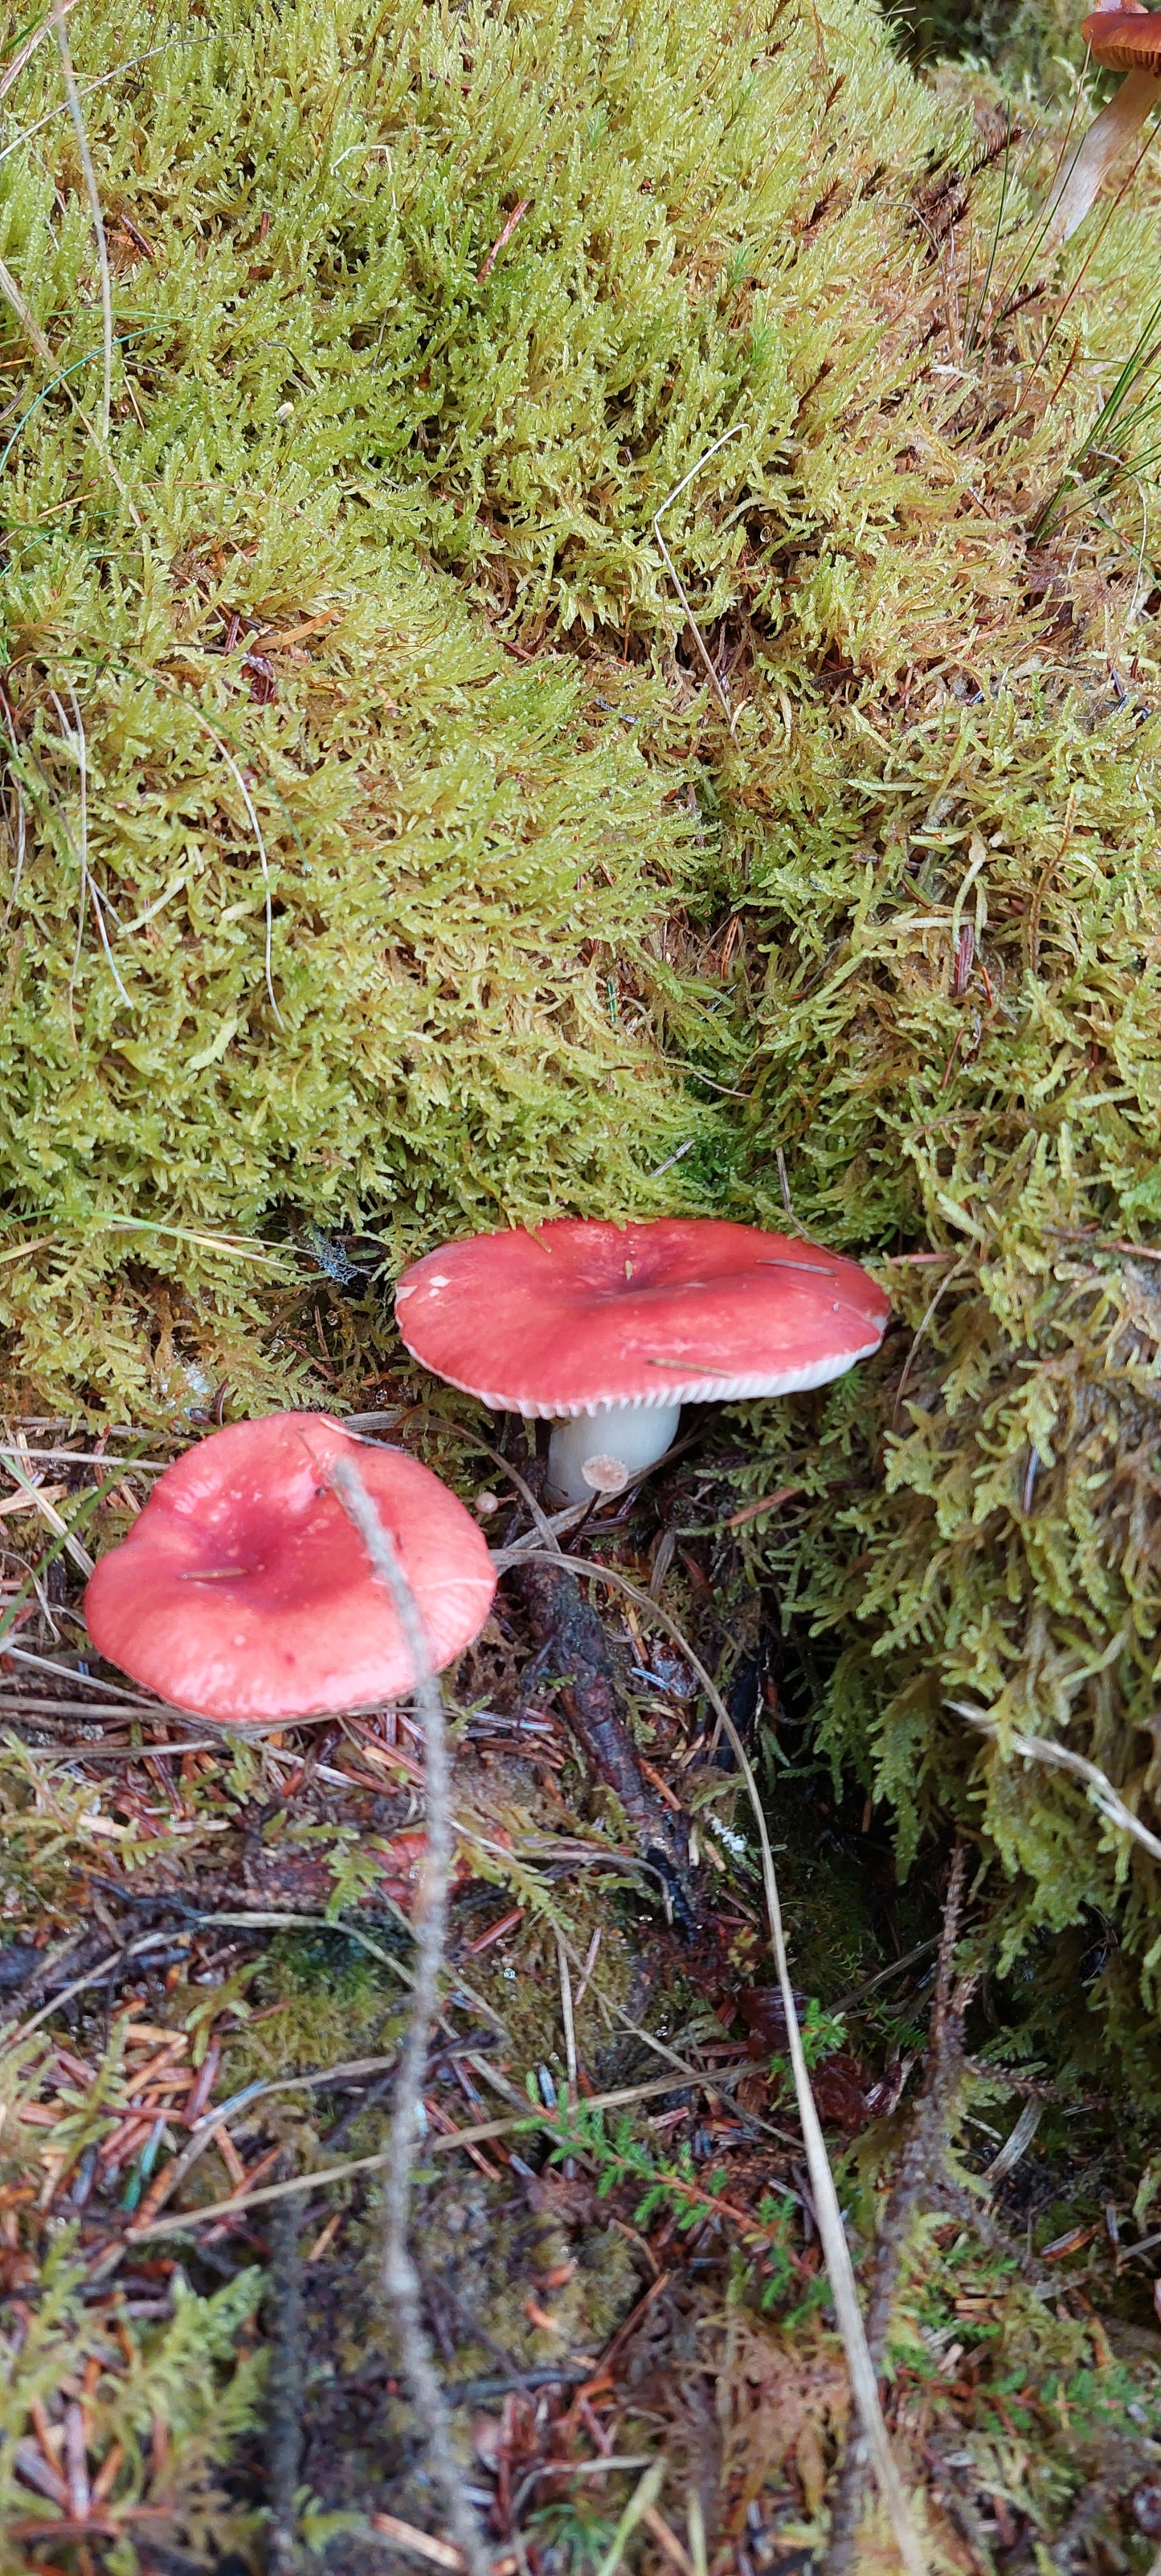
(0, 1924, 90, 2027)
(329, 1454, 489, 2576)
(5, 1929, 178, 2042)
(486, 1444, 692, 1899)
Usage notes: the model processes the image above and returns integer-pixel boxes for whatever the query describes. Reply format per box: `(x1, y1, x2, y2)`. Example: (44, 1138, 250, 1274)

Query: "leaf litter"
(2, 1385, 1160, 2571)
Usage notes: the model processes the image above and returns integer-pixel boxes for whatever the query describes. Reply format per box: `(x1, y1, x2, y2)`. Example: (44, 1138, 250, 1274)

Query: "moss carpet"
(2, 0, 1161, 2059)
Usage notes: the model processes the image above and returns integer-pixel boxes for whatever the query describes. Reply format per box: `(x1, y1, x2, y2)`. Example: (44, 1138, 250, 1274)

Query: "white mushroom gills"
(546, 1402, 682, 1508)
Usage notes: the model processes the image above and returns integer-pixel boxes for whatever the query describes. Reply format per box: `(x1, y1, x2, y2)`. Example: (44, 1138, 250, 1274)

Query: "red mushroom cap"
(84, 1413, 496, 1725)
(394, 1218, 890, 1417)
(1081, 6, 1161, 69)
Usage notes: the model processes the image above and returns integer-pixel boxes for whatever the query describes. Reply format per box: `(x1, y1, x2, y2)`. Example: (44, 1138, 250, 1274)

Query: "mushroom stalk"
(546, 1402, 682, 1507)
(1045, 67, 1161, 244)
(396, 1219, 889, 1510)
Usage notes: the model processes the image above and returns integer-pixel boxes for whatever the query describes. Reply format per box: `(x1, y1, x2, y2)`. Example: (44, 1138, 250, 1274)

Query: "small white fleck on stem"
(546, 1400, 681, 1507)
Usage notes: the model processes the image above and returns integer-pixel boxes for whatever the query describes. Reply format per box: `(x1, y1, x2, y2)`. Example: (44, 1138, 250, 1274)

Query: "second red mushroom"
(84, 1413, 497, 1724)
(395, 1216, 890, 1507)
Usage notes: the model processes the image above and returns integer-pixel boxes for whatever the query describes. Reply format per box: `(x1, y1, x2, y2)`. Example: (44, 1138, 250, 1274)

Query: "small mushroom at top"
(1044, 3, 1161, 244)
(84, 1412, 496, 1724)
(394, 1217, 890, 1509)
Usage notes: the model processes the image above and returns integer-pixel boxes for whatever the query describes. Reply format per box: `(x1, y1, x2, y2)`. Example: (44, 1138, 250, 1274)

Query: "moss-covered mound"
(1, 0, 729, 1413)
(1, 0, 1007, 1417)
(1, 526, 698, 1411)
(4, 0, 1161, 2051)
(730, 677, 1161, 2083)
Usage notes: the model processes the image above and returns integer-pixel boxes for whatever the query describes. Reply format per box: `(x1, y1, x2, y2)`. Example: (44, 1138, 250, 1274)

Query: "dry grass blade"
(329, 1452, 489, 2576)
(127, 2067, 759, 2238)
(0, 0, 79, 103)
(51, 0, 112, 442)
(557, 1936, 578, 2106)
(185, 707, 283, 1026)
(266, 2168, 305, 2576)
(0, 251, 59, 371)
(51, 685, 131, 1009)
(951, 1703, 1161, 1866)
(652, 425, 743, 738)
(1, 775, 27, 938)
(594, 2459, 666, 2576)
(0, 253, 138, 521)
(530, 1551, 927, 2576)
(827, 1842, 973, 2573)
(480, 1445, 564, 1551)
(0, 1443, 95, 1575)
(891, 1257, 969, 1427)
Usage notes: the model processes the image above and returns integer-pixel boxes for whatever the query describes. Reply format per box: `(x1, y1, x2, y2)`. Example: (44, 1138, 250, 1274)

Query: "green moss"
(0, 527, 706, 1409)
(4, 0, 1154, 1419)
(708, 653, 1161, 2073)
(5, 0, 1161, 2059)
(0, 0, 1027, 1418)
(2, 0, 750, 1417)
(0, 2235, 265, 2575)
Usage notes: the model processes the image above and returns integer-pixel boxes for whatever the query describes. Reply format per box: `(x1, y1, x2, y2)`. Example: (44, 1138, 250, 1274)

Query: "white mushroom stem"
(1044, 67, 1161, 244)
(546, 1402, 682, 1509)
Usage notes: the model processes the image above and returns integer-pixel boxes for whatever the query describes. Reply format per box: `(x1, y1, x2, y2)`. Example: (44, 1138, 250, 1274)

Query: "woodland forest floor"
(3, 1355, 1161, 2576)
(5, 0, 1161, 2566)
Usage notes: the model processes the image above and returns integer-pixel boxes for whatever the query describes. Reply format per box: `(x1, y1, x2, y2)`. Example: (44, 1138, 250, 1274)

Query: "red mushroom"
(395, 1217, 890, 1507)
(84, 1413, 496, 1724)
(1044, 3, 1161, 243)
